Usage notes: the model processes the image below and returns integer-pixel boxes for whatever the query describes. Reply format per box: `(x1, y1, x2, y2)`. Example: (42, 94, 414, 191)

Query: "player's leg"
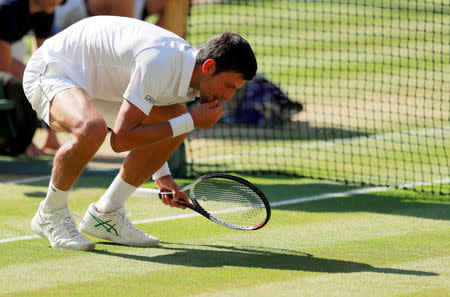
(80, 103, 187, 247)
(31, 88, 107, 251)
(23, 49, 108, 250)
(48, 88, 108, 191)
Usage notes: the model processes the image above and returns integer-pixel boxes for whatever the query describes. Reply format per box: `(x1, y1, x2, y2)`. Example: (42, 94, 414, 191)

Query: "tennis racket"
(133, 173, 271, 231)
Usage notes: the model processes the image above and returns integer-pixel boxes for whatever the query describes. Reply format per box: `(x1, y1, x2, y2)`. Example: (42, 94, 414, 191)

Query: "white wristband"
(152, 162, 171, 180)
(168, 113, 194, 137)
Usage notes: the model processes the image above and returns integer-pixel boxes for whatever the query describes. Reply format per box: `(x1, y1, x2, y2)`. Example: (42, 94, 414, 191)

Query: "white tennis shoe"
(79, 203, 160, 247)
(31, 202, 95, 251)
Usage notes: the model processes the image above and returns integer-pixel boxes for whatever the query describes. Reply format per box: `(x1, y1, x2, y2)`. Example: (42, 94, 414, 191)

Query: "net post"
(164, 0, 190, 178)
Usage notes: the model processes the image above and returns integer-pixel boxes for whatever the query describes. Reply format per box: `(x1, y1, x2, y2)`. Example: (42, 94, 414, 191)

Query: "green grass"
(1, 174, 449, 296)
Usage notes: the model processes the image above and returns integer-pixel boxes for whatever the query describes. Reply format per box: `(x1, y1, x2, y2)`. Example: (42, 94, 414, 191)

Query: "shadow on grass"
(90, 242, 438, 276)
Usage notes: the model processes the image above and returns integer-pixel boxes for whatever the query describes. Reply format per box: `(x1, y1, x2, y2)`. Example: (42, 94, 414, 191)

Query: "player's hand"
(190, 99, 223, 129)
(154, 175, 188, 209)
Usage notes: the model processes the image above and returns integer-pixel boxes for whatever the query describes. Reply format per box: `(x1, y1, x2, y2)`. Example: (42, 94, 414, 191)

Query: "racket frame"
(134, 173, 271, 230)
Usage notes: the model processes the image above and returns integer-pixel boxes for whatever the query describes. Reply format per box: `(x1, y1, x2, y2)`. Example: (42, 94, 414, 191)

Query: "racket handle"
(133, 188, 192, 209)
(133, 188, 178, 200)
(133, 187, 161, 199)
(159, 190, 173, 197)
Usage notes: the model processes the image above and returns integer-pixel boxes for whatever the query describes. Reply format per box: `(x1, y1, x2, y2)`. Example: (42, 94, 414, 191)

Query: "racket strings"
(192, 179, 267, 227)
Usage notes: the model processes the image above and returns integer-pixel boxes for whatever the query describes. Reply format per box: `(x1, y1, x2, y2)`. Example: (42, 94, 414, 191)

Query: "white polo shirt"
(40, 15, 198, 115)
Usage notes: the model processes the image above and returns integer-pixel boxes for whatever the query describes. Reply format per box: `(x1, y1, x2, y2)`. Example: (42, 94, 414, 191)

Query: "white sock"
(41, 180, 69, 213)
(95, 174, 137, 213)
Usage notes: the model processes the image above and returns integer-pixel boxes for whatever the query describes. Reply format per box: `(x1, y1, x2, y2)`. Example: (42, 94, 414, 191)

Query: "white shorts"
(23, 49, 122, 128)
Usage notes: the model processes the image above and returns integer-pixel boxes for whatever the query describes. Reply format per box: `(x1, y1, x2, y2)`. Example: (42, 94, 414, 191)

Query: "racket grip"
(158, 191, 192, 208)
(133, 188, 192, 208)
(133, 188, 161, 199)
(159, 190, 173, 197)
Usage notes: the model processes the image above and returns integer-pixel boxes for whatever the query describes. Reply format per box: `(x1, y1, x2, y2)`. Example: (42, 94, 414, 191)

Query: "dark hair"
(196, 32, 257, 80)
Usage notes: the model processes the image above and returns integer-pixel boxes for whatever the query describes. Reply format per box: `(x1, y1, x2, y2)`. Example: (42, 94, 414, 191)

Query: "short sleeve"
(123, 48, 172, 115)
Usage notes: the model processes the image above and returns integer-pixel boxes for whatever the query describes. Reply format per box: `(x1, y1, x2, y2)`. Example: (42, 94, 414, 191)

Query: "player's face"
(198, 71, 246, 104)
(37, 0, 63, 14)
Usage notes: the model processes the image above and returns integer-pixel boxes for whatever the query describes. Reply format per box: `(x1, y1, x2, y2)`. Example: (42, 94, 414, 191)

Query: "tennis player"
(23, 15, 257, 250)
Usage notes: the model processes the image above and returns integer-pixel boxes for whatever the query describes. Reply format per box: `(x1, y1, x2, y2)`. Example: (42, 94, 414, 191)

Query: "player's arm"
(110, 99, 172, 152)
(110, 98, 222, 152)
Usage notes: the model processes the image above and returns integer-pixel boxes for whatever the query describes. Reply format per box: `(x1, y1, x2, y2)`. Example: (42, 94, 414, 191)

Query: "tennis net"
(184, 0, 449, 195)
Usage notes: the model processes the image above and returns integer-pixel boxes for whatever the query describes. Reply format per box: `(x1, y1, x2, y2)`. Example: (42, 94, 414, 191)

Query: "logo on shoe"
(38, 212, 54, 233)
(40, 222, 54, 233)
(89, 212, 119, 236)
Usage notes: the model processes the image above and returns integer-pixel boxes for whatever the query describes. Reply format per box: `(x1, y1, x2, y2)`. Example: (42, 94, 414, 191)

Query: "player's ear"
(202, 59, 216, 74)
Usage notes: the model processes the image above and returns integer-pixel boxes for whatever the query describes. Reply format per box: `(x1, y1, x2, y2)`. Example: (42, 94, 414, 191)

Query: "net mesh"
(185, 0, 449, 195)
(192, 178, 268, 228)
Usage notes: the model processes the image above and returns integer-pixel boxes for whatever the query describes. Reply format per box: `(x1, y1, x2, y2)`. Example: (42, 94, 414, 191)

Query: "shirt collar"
(178, 47, 199, 98)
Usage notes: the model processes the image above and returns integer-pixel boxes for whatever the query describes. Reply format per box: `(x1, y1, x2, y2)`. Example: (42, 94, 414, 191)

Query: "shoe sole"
(52, 242, 96, 251)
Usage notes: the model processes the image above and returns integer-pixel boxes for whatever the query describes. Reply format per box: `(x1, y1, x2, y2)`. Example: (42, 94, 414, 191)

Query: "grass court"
(1, 160, 448, 296)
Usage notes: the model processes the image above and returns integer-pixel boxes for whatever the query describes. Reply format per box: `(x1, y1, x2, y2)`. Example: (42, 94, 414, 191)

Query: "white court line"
(2, 178, 448, 244)
(271, 178, 450, 207)
(0, 234, 39, 243)
(0, 175, 51, 185)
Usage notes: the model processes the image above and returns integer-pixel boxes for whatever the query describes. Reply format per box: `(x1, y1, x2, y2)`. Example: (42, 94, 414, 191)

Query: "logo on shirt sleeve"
(144, 95, 156, 105)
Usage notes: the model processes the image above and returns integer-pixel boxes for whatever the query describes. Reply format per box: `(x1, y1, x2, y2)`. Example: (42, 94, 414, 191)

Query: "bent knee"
(73, 117, 108, 147)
